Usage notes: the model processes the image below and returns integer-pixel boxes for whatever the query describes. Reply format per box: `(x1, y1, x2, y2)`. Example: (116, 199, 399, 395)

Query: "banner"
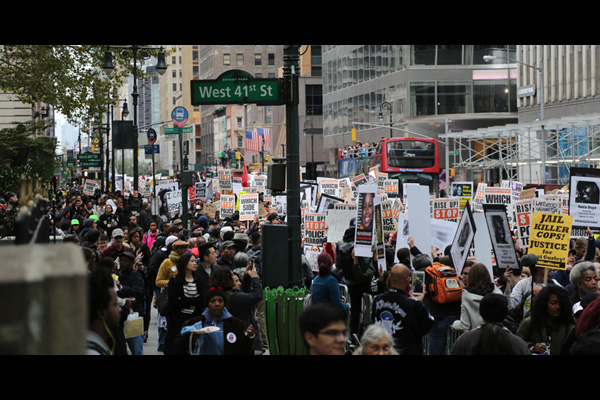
(528, 212, 573, 270)
(304, 213, 326, 246)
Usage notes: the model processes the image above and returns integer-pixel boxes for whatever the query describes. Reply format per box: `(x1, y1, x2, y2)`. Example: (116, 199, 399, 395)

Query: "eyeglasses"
(317, 329, 347, 338)
(114, 236, 123, 240)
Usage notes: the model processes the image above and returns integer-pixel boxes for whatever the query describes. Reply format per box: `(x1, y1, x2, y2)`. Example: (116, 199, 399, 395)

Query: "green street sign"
(165, 126, 192, 135)
(190, 69, 284, 106)
(77, 152, 101, 160)
(81, 160, 101, 168)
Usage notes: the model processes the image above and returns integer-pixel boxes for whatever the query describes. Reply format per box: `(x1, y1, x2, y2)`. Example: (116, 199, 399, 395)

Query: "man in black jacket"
(371, 263, 435, 355)
(117, 251, 146, 355)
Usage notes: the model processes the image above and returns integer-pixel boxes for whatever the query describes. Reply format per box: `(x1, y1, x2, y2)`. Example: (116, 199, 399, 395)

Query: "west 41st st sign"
(190, 69, 284, 106)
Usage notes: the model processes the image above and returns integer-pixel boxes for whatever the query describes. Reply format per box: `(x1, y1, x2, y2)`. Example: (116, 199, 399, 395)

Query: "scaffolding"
(440, 113, 600, 186)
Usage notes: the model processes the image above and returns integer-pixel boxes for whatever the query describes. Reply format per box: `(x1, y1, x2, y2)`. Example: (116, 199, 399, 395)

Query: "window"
(237, 54, 244, 67)
(306, 84, 323, 115)
(255, 54, 262, 65)
(410, 82, 436, 116)
(224, 54, 231, 65)
(436, 81, 471, 114)
(268, 53, 275, 65)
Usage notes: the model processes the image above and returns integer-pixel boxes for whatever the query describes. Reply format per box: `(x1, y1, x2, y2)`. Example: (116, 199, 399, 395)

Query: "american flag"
(245, 128, 271, 153)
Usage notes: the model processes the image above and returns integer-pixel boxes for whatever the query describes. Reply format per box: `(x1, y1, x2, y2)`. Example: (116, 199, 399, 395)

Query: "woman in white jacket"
(451, 263, 502, 332)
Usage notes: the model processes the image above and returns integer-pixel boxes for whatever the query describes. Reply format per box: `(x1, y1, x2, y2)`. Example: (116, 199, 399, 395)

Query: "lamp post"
(102, 45, 167, 200)
(379, 101, 393, 138)
(303, 119, 314, 180)
(484, 53, 546, 183)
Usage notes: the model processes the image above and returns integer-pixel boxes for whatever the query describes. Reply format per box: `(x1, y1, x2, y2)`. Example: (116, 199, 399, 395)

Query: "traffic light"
(235, 151, 241, 160)
(449, 168, 455, 178)
(92, 139, 99, 153)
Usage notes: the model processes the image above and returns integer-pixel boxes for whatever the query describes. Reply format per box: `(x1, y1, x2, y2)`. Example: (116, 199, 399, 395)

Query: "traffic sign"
(190, 69, 284, 106)
(147, 128, 157, 145)
(171, 106, 188, 127)
(77, 152, 100, 160)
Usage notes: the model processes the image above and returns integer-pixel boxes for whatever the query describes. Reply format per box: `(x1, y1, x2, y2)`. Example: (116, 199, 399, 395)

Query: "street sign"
(144, 144, 159, 154)
(147, 128, 157, 145)
(81, 160, 101, 168)
(190, 69, 284, 106)
(171, 106, 188, 127)
(77, 152, 101, 160)
(165, 126, 193, 135)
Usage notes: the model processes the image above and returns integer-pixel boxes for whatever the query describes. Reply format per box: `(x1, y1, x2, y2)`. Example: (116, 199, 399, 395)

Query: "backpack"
(425, 262, 463, 304)
(336, 241, 355, 279)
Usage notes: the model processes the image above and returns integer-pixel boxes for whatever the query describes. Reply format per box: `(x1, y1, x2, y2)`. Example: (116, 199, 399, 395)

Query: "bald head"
(388, 263, 411, 290)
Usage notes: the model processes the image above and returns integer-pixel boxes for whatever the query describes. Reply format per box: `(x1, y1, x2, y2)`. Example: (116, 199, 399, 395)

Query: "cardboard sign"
(528, 212, 573, 270)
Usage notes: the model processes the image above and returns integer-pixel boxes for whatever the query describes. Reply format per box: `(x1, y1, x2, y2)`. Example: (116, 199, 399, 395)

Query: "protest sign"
(304, 213, 326, 246)
(218, 169, 232, 192)
(383, 179, 399, 197)
(483, 203, 519, 271)
(569, 167, 600, 235)
(355, 185, 377, 257)
(431, 197, 460, 222)
(374, 196, 386, 271)
(219, 195, 236, 219)
(381, 200, 396, 235)
(515, 199, 533, 248)
(326, 208, 356, 243)
(528, 212, 573, 270)
(473, 182, 487, 212)
(165, 189, 182, 217)
(450, 200, 476, 275)
(239, 193, 258, 221)
(83, 179, 100, 196)
(452, 181, 473, 211)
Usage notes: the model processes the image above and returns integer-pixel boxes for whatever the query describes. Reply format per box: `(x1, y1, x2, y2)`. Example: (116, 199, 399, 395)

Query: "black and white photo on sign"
(355, 185, 377, 257)
(483, 203, 520, 271)
(374, 195, 386, 271)
(450, 200, 475, 275)
(569, 167, 600, 233)
(316, 193, 344, 214)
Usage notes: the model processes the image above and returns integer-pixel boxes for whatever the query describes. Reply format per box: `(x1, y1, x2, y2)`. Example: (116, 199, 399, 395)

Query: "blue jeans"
(126, 334, 144, 355)
(427, 315, 458, 355)
(155, 288, 167, 349)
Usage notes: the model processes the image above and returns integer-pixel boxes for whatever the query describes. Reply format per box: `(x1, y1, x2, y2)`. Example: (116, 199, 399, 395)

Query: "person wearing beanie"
(310, 252, 350, 312)
(173, 286, 255, 355)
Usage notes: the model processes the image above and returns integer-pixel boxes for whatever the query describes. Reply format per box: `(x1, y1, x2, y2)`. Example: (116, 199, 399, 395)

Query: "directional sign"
(77, 152, 100, 160)
(171, 106, 188, 128)
(190, 69, 284, 106)
(147, 128, 157, 145)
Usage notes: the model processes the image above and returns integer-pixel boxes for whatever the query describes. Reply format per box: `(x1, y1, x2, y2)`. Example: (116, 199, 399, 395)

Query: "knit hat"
(206, 286, 226, 303)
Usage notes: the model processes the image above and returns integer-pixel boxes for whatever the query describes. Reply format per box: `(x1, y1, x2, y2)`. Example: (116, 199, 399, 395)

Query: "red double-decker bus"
(338, 137, 440, 195)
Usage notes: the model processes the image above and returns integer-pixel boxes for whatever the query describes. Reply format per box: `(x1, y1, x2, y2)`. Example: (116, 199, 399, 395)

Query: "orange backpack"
(425, 262, 463, 304)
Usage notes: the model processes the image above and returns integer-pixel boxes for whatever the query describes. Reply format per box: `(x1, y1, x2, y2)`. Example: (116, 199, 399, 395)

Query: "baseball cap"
(71, 219, 80, 225)
(112, 228, 124, 238)
(221, 240, 235, 251)
(121, 251, 136, 259)
(165, 235, 178, 247)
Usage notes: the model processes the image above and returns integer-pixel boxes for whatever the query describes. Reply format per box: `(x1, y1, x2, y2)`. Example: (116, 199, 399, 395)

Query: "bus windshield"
(386, 140, 435, 168)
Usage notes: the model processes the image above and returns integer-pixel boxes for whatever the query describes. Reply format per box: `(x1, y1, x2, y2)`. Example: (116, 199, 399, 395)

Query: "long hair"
(466, 263, 495, 296)
(530, 285, 573, 328)
(175, 252, 196, 283)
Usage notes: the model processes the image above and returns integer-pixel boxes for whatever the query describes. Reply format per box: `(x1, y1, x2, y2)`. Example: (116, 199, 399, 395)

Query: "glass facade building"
(322, 45, 518, 146)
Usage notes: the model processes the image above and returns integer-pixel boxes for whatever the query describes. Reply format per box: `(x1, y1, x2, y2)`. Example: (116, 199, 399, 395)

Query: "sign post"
(172, 106, 189, 229)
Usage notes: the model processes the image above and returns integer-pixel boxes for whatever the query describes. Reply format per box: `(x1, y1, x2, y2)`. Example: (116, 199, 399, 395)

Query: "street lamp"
(102, 45, 167, 201)
(484, 53, 546, 183)
(379, 101, 393, 138)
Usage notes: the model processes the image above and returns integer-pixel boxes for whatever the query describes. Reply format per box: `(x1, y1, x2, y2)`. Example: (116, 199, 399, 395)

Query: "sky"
(54, 112, 79, 151)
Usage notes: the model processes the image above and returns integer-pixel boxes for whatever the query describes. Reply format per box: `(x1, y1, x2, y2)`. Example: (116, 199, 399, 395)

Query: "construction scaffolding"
(440, 113, 600, 186)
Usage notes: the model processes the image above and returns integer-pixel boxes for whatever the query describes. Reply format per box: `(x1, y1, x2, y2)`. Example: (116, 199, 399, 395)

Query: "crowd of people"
(339, 142, 377, 159)
(37, 180, 600, 356)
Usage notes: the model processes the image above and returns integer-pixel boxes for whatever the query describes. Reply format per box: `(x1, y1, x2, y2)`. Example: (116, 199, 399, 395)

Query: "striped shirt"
(181, 279, 198, 315)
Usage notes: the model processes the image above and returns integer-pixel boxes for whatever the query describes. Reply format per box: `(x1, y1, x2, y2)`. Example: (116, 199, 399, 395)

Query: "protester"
(299, 303, 349, 356)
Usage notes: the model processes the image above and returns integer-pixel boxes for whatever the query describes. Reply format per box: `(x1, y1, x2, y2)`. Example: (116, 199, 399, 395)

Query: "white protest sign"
(239, 193, 258, 221)
(304, 213, 327, 246)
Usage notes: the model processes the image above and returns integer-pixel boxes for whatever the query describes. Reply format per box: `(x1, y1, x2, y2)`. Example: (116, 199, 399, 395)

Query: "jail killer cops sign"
(527, 213, 573, 270)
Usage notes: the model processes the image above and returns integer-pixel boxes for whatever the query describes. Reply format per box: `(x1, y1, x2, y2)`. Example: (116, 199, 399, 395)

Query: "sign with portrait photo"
(569, 167, 600, 235)
(450, 200, 476, 273)
(483, 203, 519, 271)
(354, 184, 377, 257)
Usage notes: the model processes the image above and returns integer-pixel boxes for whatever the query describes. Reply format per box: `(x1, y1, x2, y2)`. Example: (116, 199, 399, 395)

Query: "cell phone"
(411, 271, 425, 296)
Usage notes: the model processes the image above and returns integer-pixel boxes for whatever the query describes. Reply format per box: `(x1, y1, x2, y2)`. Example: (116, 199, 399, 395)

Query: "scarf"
(169, 251, 181, 264)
